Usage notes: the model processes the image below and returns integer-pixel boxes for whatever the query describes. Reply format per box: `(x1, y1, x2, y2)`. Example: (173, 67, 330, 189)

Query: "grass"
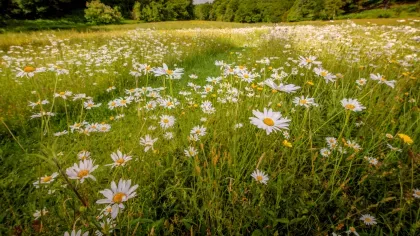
(0, 20, 419, 235)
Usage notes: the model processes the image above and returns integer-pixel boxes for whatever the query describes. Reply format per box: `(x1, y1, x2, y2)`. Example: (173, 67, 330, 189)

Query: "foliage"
(84, 0, 123, 24)
(131, 1, 141, 21)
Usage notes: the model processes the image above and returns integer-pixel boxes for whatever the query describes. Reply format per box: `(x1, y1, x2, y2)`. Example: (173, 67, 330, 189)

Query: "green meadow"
(0, 19, 419, 235)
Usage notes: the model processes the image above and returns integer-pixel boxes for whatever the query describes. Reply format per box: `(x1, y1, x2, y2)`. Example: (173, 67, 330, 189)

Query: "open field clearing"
(0, 19, 419, 235)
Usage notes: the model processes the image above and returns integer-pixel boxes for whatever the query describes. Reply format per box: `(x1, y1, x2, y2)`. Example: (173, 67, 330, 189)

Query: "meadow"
(0, 19, 419, 235)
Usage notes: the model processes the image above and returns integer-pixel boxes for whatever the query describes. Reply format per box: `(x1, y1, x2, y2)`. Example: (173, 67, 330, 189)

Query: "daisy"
(164, 132, 174, 140)
(139, 135, 158, 152)
(341, 98, 366, 112)
(77, 151, 91, 160)
(360, 214, 377, 225)
(345, 227, 359, 236)
(265, 79, 301, 93)
(28, 99, 49, 109)
(54, 91, 73, 100)
(54, 130, 68, 137)
(386, 143, 402, 152)
(190, 125, 207, 137)
(106, 150, 132, 168)
(159, 115, 175, 129)
(64, 229, 89, 236)
(313, 67, 336, 83)
(96, 179, 138, 219)
(66, 159, 98, 183)
(370, 73, 396, 88)
(326, 137, 337, 149)
(184, 146, 198, 157)
(413, 189, 420, 199)
(251, 169, 269, 185)
(97, 124, 111, 132)
(356, 78, 367, 86)
(33, 208, 48, 220)
(298, 55, 322, 68)
(201, 101, 216, 114)
(84, 100, 101, 110)
(16, 66, 37, 78)
(153, 63, 184, 80)
(249, 108, 290, 135)
(293, 96, 318, 108)
(320, 148, 331, 157)
(33, 172, 58, 188)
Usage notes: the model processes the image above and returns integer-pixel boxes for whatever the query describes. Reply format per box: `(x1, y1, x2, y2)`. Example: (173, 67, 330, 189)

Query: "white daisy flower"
(293, 96, 318, 108)
(360, 214, 377, 225)
(106, 150, 132, 168)
(413, 189, 420, 199)
(159, 115, 176, 129)
(66, 159, 98, 183)
(64, 229, 89, 236)
(370, 73, 396, 88)
(184, 146, 198, 157)
(341, 98, 366, 112)
(33, 172, 58, 188)
(139, 135, 158, 152)
(249, 108, 290, 135)
(190, 125, 207, 137)
(96, 179, 138, 219)
(251, 169, 269, 185)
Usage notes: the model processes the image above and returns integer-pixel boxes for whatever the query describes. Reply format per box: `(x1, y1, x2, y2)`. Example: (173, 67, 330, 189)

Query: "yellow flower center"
(116, 158, 125, 165)
(300, 99, 307, 104)
(345, 104, 355, 110)
(239, 66, 244, 70)
(42, 176, 52, 183)
(415, 190, 420, 195)
(365, 218, 372, 222)
(256, 175, 263, 181)
(350, 227, 356, 232)
(24, 66, 36, 72)
(166, 102, 173, 107)
(113, 192, 127, 203)
(244, 74, 249, 78)
(306, 58, 312, 63)
(195, 130, 201, 134)
(166, 69, 173, 75)
(163, 119, 169, 123)
(320, 71, 327, 77)
(59, 92, 65, 96)
(111, 102, 116, 106)
(380, 77, 386, 81)
(263, 118, 274, 126)
(77, 169, 89, 178)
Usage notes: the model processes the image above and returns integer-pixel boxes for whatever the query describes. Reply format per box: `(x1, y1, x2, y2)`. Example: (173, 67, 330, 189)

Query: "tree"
(84, 0, 123, 24)
(132, 1, 141, 20)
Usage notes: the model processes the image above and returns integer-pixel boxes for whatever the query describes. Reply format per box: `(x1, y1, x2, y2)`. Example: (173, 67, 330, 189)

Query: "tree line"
(0, 0, 418, 24)
(195, 0, 419, 22)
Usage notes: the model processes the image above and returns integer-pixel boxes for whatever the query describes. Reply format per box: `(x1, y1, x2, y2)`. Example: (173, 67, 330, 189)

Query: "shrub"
(84, 0, 123, 24)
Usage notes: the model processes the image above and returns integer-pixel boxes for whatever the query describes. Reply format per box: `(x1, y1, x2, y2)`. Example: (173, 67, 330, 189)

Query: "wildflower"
(251, 169, 269, 185)
(201, 100, 216, 114)
(54, 91, 73, 100)
(153, 63, 184, 79)
(139, 135, 158, 152)
(370, 73, 396, 88)
(28, 99, 49, 109)
(356, 78, 367, 86)
(298, 55, 321, 68)
(386, 143, 402, 152)
(345, 226, 359, 236)
(320, 148, 331, 157)
(107, 150, 132, 168)
(64, 229, 89, 236)
(283, 140, 292, 148)
(84, 100, 101, 110)
(164, 132, 174, 140)
(250, 108, 290, 135)
(78, 151, 91, 160)
(385, 133, 394, 139)
(33, 172, 58, 188)
(360, 214, 377, 225)
(341, 98, 366, 112)
(97, 124, 111, 132)
(54, 130, 68, 137)
(413, 189, 420, 199)
(159, 115, 175, 129)
(293, 96, 318, 108)
(66, 159, 98, 183)
(190, 125, 207, 137)
(33, 208, 48, 220)
(397, 133, 413, 145)
(313, 67, 336, 83)
(326, 137, 338, 149)
(265, 79, 301, 93)
(184, 146, 198, 157)
(234, 123, 243, 129)
(96, 179, 138, 219)
(16, 66, 37, 78)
